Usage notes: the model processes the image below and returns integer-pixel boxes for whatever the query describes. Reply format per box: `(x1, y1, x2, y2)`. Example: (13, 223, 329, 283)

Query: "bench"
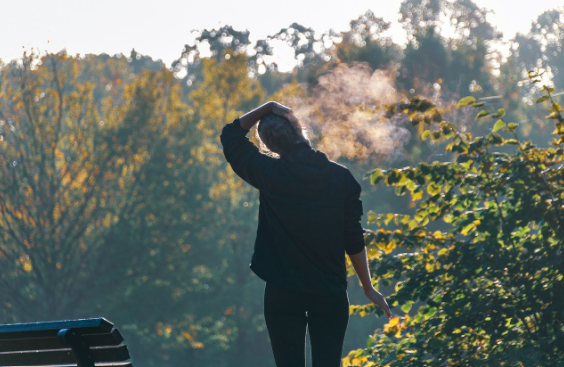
(0, 318, 133, 367)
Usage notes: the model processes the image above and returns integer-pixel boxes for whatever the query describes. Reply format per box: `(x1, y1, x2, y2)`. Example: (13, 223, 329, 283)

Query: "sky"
(2, 0, 563, 70)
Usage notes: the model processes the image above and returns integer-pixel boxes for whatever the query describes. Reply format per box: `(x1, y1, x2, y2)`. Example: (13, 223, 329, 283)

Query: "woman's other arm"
(343, 170, 391, 318)
(349, 248, 392, 319)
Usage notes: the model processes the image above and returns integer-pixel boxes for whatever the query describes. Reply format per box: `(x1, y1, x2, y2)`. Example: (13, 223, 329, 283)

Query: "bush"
(344, 69, 564, 367)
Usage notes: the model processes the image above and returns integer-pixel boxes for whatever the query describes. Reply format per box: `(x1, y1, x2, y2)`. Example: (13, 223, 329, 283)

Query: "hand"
(364, 287, 392, 319)
(269, 101, 299, 124)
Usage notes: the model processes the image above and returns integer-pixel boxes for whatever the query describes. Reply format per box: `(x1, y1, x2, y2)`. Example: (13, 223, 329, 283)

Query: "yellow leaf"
(460, 223, 475, 236)
(103, 214, 112, 228)
(384, 242, 395, 254)
(412, 190, 423, 201)
(20, 256, 33, 273)
(395, 281, 403, 293)
(191, 341, 204, 349)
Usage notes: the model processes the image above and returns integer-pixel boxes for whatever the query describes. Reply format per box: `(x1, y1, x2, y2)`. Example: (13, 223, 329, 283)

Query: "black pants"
(263, 282, 350, 367)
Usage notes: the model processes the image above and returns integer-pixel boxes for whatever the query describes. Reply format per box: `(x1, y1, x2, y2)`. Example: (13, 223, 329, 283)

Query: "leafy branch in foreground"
(344, 69, 564, 367)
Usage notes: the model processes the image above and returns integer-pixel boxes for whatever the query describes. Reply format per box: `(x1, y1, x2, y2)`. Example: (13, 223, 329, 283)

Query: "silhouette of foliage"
(344, 69, 564, 366)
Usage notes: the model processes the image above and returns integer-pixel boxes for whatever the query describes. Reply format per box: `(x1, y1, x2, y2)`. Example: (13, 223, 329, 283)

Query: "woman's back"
(220, 102, 391, 367)
(221, 119, 365, 296)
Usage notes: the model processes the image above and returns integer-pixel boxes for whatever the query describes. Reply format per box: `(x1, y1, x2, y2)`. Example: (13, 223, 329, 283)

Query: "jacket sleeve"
(220, 118, 273, 190)
(344, 170, 366, 256)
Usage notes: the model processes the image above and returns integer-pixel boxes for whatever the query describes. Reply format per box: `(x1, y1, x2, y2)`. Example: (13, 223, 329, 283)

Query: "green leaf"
(424, 306, 436, 318)
(395, 281, 403, 292)
(542, 86, 555, 94)
(457, 96, 476, 109)
(460, 159, 474, 169)
(401, 302, 413, 313)
(427, 182, 441, 196)
(461, 222, 476, 235)
(546, 112, 562, 120)
(367, 211, 377, 225)
(489, 132, 504, 145)
(492, 109, 505, 118)
(386, 171, 402, 185)
(476, 110, 490, 120)
(535, 95, 549, 104)
(472, 102, 485, 107)
(504, 139, 519, 145)
(505, 122, 518, 132)
(492, 119, 506, 132)
(370, 169, 384, 185)
(552, 122, 564, 134)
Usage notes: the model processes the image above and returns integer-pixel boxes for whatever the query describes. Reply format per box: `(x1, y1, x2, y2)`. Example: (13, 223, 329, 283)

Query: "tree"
(343, 71, 564, 366)
(496, 8, 564, 149)
(118, 52, 273, 367)
(512, 8, 564, 90)
(335, 11, 401, 71)
(187, 51, 268, 367)
(0, 51, 180, 321)
(397, 27, 450, 93)
(172, 25, 255, 95)
(447, 0, 502, 43)
(397, 0, 500, 97)
(400, 0, 444, 39)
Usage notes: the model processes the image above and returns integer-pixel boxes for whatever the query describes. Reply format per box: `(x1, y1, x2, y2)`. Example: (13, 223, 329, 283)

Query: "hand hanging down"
(349, 248, 392, 319)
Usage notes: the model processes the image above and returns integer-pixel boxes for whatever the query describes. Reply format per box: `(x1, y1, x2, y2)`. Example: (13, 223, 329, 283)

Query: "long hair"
(257, 112, 310, 156)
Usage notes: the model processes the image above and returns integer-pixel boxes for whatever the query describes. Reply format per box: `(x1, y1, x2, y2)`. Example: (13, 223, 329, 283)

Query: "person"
(220, 101, 391, 367)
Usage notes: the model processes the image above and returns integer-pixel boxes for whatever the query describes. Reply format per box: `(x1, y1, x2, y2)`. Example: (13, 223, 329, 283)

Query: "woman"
(220, 101, 391, 367)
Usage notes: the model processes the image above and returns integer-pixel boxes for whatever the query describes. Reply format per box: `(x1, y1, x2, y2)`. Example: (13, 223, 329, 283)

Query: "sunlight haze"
(2, 0, 563, 68)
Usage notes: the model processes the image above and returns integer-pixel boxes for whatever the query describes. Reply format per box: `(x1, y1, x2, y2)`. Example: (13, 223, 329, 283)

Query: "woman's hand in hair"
(269, 101, 299, 124)
(239, 101, 294, 130)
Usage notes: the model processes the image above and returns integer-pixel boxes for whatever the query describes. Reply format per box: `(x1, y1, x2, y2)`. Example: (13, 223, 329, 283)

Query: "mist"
(282, 63, 411, 161)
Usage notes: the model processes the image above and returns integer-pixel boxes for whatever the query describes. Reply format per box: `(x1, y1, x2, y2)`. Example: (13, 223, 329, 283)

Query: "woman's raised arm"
(239, 101, 297, 130)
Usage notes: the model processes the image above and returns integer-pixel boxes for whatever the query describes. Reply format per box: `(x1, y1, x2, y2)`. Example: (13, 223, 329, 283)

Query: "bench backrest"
(0, 318, 132, 367)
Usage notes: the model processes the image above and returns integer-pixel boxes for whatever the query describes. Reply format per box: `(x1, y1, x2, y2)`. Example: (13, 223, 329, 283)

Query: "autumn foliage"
(1, 3, 564, 366)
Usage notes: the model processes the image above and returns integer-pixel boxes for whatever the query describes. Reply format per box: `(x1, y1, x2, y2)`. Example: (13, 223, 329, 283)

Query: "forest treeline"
(1, 1, 563, 366)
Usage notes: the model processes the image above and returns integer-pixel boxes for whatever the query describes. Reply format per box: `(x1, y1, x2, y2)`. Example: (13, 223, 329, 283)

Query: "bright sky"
(2, 0, 563, 70)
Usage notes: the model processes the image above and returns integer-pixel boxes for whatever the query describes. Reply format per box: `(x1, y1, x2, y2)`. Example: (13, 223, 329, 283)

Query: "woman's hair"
(257, 112, 310, 156)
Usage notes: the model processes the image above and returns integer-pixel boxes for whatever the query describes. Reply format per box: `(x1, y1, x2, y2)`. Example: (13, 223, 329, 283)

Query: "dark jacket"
(220, 118, 366, 295)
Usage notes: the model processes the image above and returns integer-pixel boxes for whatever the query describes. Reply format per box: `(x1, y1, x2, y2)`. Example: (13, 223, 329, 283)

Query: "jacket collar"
(281, 142, 324, 164)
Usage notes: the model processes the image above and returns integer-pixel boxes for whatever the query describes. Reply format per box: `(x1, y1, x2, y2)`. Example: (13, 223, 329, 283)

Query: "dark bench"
(0, 318, 133, 367)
